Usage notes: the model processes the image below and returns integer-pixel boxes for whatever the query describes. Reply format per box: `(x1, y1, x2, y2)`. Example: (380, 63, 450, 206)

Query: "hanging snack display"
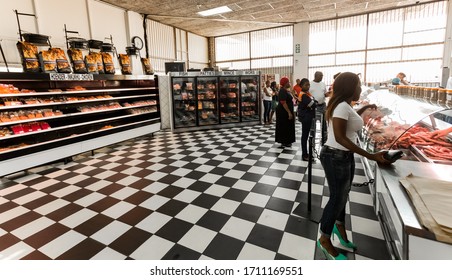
(67, 48, 88, 73)
(49, 48, 71, 73)
(84, 53, 99, 74)
(16, 41, 40, 72)
(39, 49, 57, 73)
(101, 52, 115, 74)
(141, 58, 154, 75)
(118, 54, 132, 75)
(89, 52, 104, 74)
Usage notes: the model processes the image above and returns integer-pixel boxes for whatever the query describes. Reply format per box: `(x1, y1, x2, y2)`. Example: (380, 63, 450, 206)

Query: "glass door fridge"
(240, 75, 260, 122)
(197, 77, 219, 126)
(172, 77, 197, 128)
(219, 77, 240, 124)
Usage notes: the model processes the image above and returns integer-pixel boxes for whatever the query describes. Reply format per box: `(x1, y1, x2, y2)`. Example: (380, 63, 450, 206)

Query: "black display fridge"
(219, 76, 240, 124)
(171, 76, 196, 128)
(240, 75, 260, 122)
(197, 77, 219, 126)
(169, 71, 260, 130)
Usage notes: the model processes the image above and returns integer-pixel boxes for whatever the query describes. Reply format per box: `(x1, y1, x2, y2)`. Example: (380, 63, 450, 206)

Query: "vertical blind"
(146, 19, 176, 73)
(214, 26, 293, 78)
(309, 1, 448, 85)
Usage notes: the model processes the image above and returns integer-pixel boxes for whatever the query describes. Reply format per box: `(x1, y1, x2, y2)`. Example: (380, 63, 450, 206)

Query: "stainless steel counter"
(378, 160, 452, 239)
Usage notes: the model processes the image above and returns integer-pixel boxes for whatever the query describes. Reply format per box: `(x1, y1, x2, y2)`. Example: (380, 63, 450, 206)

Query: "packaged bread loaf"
(16, 41, 40, 72)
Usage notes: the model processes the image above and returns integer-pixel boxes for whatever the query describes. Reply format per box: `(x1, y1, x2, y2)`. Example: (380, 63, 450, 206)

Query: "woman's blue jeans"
(319, 146, 355, 237)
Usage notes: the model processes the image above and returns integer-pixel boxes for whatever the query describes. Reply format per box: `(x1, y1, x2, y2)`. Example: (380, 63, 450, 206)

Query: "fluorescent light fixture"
(198, 6, 232, 16)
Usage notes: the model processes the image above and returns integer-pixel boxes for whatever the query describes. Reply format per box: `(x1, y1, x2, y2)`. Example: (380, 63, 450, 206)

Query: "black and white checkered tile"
(0, 122, 390, 260)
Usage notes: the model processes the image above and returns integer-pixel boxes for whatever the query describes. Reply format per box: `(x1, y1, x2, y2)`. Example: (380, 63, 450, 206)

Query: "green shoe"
(333, 224, 357, 250)
(317, 240, 347, 260)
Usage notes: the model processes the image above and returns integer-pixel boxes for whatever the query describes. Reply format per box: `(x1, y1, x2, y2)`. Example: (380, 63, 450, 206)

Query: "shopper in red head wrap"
(275, 77, 295, 148)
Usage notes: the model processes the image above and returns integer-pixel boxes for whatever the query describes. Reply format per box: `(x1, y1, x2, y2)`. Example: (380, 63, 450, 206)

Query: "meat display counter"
(357, 89, 452, 259)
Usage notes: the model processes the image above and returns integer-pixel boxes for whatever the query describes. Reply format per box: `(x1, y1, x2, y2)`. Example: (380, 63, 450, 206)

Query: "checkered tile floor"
(0, 122, 390, 260)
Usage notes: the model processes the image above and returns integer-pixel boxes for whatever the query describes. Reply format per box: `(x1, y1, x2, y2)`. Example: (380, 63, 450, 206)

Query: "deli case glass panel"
(172, 77, 196, 128)
(219, 77, 240, 124)
(359, 89, 452, 164)
(197, 77, 219, 126)
(240, 76, 260, 122)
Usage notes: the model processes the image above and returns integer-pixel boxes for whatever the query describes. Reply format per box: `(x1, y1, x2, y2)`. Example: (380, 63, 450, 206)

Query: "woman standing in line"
(262, 80, 273, 125)
(269, 81, 278, 124)
(275, 77, 295, 148)
(297, 78, 317, 161)
(317, 72, 389, 260)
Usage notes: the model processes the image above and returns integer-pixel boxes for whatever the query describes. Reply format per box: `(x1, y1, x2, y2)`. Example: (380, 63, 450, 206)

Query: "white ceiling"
(101, 0, 438, 37)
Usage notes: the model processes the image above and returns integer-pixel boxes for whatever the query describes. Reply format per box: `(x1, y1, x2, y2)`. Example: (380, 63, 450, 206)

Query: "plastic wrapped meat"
(361, 108, 386, 125)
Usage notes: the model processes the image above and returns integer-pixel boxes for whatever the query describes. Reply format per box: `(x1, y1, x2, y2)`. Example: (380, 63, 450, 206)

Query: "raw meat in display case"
(196, 77, 219, 126)
(219, 77, 240, 123)
(172, 77, 197, 128)
(359, 89, 452, 164)
(240, 76, 260, 122)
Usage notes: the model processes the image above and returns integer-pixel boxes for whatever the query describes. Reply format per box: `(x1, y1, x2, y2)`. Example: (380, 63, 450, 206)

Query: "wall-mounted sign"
(295, 43, 300, 54)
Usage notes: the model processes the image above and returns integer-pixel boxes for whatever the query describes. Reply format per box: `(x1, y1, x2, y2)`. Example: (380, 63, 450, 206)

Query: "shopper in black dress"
(275, 77, 295, 147)
(297, 78, 317, 161)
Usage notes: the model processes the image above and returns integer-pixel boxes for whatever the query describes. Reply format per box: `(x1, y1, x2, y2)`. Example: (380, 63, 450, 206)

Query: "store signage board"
(219, 71, 236, 76)
(199, 71, 216, 76)
(50, 73, 94, 81)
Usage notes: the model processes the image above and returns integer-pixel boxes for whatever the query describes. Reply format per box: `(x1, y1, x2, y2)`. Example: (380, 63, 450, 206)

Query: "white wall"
(0, 0, 38, 68)
(293, 22, 309, 83)
(34, 0, 90, 49)
(0, 0, 209, 74)
(87, 0, 127, 53)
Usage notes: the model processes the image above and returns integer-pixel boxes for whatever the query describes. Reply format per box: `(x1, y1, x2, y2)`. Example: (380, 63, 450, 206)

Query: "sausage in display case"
(359, 89, 452, 165)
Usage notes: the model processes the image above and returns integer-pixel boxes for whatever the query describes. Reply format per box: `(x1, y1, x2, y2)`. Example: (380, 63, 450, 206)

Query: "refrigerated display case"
(359, 89, 452, 164)
(219, 76, 240, 124)
(167, 71, 260, 131)
(0, 72, 160, 177)
(240, 76, 260, 122)
(357, 89, 452, 259)
(172, 76, 196, 128)
(197, 77, 219, 126)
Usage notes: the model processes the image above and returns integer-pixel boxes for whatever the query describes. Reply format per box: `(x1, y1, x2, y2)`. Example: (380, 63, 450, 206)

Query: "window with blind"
(309, 1, 447, 85)
(215, 26, 293, 72)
